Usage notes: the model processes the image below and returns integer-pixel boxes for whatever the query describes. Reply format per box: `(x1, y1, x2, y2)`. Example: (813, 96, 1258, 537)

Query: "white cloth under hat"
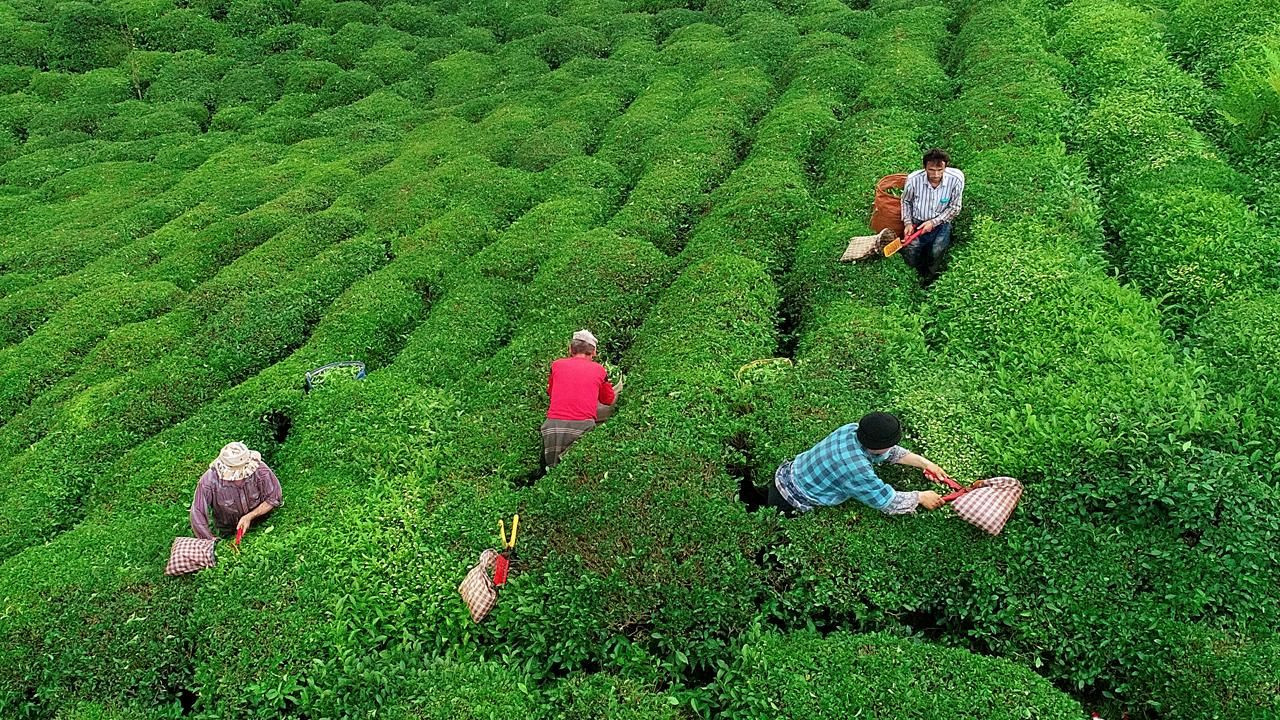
(572, 329, 598, 348)
(210, 441, 262, 483)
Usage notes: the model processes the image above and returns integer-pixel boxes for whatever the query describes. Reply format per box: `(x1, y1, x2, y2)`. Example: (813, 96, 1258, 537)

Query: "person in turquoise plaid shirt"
(766, 412, 950, 516)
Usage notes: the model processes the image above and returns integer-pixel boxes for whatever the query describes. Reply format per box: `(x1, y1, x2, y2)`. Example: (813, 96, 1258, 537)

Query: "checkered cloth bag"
(458, 549, 500, 623)
(948, 476, 1023, 535)
(165, 537, 217, 576)
(839, 228, 893, 262)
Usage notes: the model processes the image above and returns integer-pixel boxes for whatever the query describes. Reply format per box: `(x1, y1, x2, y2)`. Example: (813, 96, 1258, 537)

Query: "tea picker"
(167, 447, 276, 575)
(838, 149, 965, 286)
(458, 514, 521, 623)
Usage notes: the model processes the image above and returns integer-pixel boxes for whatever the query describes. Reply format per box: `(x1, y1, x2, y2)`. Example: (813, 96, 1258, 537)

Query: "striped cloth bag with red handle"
(926, 469, 1023, 536)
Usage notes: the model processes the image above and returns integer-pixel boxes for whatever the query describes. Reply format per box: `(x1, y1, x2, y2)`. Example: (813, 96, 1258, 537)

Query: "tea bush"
(1, 0, 1276, 715)
(0, 281, 181, 423)
(506, 253, 779, 683)
(1192, 295, 1280, 466)
(714, 631, 1082, 719)
(887, 0, 1280, 714)
(141, 9, 226, 53)
(1215, 33, 1280, 223)
(1055, 0, 1280, 328)
(1164, 0, 1280, 81)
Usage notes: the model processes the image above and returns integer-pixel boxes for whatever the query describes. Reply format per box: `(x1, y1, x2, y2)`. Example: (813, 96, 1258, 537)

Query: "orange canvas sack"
(870, 173, 908, 238)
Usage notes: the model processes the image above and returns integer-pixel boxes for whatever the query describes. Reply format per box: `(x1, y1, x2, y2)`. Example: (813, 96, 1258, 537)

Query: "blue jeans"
(901, 222, 952, 276)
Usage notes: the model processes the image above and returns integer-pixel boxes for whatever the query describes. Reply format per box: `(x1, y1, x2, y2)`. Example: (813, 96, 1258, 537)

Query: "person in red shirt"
(541, 329, 618, 469)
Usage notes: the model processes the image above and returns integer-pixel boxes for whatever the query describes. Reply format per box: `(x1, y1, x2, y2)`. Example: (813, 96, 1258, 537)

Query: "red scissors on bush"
(494, 515, 519, 586)
(924, 468, 985, 502)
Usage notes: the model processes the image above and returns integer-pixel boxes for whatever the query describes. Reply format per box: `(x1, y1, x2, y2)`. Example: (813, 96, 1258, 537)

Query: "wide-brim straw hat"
(210, 441, 262, 483)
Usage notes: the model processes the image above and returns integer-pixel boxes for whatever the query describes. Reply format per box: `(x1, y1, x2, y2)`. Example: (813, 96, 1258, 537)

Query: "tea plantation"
(1, 0, 1278, 717)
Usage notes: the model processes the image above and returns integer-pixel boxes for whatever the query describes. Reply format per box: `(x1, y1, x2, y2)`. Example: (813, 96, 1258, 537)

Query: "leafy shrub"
(324, 0, 378, 29)
(938, 80, 1070, 157)
(1051, 0, 1208, 120)
(1072, 88, 1231, 188)
(727, 12, 799, 82)
(1192, 293, 1280, 465)
(0, 234, 441, 717)
(26, 71, 76, 102)
(0, 64, 34, 94)
(426, 50, 500, 106)
(595, 71, 690, 181)
(316, 68, 384, 108)
(1217, 38, 1280, 152)
(1165, 0, 1280, 80)
(0, 281, 182, 423)
(856, 6, 951, 109)
(714, 631, 1083, 719)
(355, 42, 418, 83)
(473, 101, 548, 167)
(141, 9, 226, 53)
(0, 234, 387, 561)
(145, 50, 234, 105)
(917, 217, 1201, 487)
(217, 65, 280, 110)
(546, 673, 682, 720)
(1131, 625, 1280, 719)
(651, 8, 707, 43)
(958, 145, 1103, 242)
(1106, 187, 1276, 319)
(504, 254, 779, 683)
(680, 157, 814, 273)
(533, 25, 610, 68)
(254, 22, 309, 54)
(224, 0, 296, 36)
(468, 197, 604, 282)
(72, 68, 136, 104)
(0, 19, 48, 67)
(46, 2, 128, 72)
(99, 103, 203, 140)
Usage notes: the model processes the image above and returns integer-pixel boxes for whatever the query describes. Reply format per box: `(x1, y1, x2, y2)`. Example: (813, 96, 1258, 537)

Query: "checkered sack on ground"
(839, 228, 893, 262)
(950, 476, 1023, 535)
(165, 537, 217, 576)
(458, 549, 500, 623)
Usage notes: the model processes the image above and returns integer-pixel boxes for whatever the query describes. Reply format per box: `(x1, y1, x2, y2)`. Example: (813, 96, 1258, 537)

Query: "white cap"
(572, 329, 598, 348)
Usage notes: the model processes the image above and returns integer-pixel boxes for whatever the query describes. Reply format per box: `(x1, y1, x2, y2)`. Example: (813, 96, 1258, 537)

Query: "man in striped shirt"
(900, 148, 965, 285)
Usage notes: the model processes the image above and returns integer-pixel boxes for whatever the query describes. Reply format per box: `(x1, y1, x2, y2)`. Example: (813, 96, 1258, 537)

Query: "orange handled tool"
(882, 226, 928, 258)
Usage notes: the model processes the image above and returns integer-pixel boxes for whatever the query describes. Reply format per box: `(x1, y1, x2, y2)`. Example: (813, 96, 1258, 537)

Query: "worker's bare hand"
(968, 479, 986, 490)
(923, 461, 951, 482)
(904, 223, 915, 237)
(918, 491, 944, 510)
(236, 515, 252, 535)
(920, 220, 936, 234)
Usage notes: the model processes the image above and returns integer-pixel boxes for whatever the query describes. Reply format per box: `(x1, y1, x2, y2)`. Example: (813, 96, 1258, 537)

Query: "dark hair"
(570, 339, 596, 355)
(922, 148, 950, 167)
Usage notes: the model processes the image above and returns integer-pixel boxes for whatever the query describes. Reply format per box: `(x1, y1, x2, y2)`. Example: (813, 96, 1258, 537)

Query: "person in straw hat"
(540, 329, 618, 470)
(189, 441, 283, 540)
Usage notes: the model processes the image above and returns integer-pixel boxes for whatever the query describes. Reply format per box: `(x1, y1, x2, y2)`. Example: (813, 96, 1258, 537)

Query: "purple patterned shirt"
(189, 464, 282, 540)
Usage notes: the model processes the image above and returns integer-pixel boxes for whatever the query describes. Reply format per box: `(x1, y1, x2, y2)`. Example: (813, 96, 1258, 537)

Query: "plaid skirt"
(540, 419, 596, 468)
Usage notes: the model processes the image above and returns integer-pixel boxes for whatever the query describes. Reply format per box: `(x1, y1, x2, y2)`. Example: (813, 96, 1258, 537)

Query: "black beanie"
(856, 412, 902, 449)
